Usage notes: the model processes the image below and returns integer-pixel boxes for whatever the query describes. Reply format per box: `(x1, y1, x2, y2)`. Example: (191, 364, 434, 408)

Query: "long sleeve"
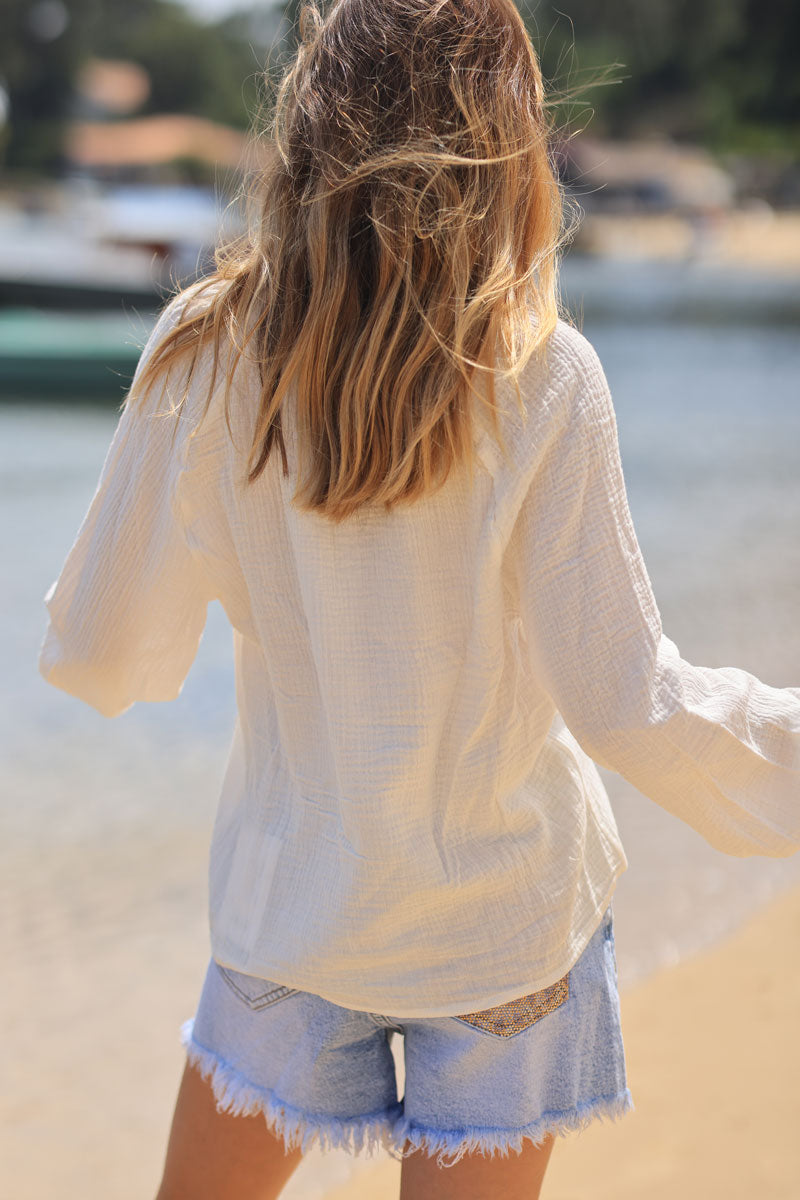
(38, 299, 214, 718)
(513, 332, 800, 858)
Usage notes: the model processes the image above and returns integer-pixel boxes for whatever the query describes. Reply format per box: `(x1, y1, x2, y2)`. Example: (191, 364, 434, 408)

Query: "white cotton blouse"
(38, 289, 800, 1016)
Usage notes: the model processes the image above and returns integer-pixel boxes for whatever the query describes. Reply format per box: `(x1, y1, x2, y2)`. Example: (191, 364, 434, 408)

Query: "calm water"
(2, 289, 800, 990)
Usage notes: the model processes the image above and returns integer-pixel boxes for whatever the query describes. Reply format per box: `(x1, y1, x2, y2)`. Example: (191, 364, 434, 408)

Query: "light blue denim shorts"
(181, 904, 633, 1166)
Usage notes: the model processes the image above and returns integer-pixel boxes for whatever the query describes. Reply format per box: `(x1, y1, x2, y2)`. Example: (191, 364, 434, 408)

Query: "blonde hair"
(131, 0, 572, 522)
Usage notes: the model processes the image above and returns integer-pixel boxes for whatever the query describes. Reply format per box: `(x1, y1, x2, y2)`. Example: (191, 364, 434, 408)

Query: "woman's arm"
(514, 329, 800, 858)
(38, 297, 215, 718)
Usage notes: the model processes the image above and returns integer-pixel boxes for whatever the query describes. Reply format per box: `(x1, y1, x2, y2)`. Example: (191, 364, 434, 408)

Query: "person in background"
(38, 2, 800, 1197)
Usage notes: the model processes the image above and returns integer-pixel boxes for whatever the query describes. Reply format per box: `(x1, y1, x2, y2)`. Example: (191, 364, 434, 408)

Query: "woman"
(38, 2, 800, 1197)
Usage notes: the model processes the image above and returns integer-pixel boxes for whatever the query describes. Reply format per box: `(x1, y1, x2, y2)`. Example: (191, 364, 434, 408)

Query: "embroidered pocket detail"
(454, 972, 570, 1037)
(216, 963, 298, 1011)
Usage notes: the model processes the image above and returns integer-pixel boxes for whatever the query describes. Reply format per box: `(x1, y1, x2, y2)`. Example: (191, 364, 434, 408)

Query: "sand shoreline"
(574, 209, 800, 275)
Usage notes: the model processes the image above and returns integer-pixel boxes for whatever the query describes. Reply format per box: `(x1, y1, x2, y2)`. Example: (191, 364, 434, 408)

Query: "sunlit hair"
(130, 0, 574, 521)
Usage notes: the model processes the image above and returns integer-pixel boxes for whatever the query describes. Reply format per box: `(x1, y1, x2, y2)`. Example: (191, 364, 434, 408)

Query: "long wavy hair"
(130, 0, 572, 521)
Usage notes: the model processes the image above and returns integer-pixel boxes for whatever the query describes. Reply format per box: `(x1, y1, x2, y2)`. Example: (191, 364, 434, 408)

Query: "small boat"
(0, 182, 238, 310)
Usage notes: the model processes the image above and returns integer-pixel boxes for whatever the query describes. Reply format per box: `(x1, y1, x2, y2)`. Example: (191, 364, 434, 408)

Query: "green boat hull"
(0, 308, 157, 400)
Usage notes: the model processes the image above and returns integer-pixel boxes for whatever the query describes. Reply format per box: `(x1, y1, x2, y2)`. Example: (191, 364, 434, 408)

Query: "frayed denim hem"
(180, 1018, 403, 1158)
(394, 1087, 635, 1168)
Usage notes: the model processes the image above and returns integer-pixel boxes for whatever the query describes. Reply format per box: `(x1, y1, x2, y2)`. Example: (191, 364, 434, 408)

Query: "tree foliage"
(0, 0, 797, 174)
(521, 0, 800, 151)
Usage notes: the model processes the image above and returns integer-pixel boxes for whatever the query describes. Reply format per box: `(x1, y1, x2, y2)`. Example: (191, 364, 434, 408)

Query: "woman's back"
(180, 308, 627, 1011)
(39, 292, 800, 1014)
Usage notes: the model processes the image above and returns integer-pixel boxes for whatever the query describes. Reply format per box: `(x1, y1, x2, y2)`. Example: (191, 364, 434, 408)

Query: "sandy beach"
(323, 882, 800, 1200)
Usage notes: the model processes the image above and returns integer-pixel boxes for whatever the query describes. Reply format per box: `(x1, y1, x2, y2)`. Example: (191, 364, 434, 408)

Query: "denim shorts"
(180, 904, 633, 1167)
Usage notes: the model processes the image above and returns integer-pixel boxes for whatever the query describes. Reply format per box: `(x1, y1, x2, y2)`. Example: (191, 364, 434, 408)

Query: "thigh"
(399, 1131, 555, 1200)
(156, 1059, 303, 1200)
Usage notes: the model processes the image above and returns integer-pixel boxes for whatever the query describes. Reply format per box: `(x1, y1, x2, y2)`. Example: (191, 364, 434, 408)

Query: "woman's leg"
(398, 1132, 556, 1200)
(155, 1060, 303, 1200)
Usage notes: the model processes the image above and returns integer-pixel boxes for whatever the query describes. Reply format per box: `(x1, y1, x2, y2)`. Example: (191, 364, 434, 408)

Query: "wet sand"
(324, 882, 800, 1200)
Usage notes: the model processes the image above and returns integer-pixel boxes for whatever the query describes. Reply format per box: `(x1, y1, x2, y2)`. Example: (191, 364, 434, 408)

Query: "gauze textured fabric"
(38, 287, 800, 1015)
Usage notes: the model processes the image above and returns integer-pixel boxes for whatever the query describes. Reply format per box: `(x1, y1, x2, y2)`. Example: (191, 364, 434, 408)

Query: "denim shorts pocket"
(452, 971, 571, 1038)
(215, 962, 299, 1011)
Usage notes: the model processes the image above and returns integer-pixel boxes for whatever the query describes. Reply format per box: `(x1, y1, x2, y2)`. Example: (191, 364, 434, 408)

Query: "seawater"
(2, 303, 800, 991)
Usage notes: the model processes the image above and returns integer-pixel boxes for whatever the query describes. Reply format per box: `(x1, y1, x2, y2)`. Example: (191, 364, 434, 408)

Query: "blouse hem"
(209, 857, 627, 1019)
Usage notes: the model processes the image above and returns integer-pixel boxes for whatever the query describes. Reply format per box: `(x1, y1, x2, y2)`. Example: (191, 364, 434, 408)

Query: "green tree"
(88, 0, 263, 128)
(2, 0, 798, 176)
(0, 0, 275, 172)
(1, 0, 95, 170)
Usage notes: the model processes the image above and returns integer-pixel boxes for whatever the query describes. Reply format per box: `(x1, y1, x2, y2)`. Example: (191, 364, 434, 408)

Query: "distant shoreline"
(572, 208, 800, 276)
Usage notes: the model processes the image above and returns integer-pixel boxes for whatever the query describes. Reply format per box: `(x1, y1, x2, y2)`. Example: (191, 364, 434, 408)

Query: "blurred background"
(2, 2, 799, 1197)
